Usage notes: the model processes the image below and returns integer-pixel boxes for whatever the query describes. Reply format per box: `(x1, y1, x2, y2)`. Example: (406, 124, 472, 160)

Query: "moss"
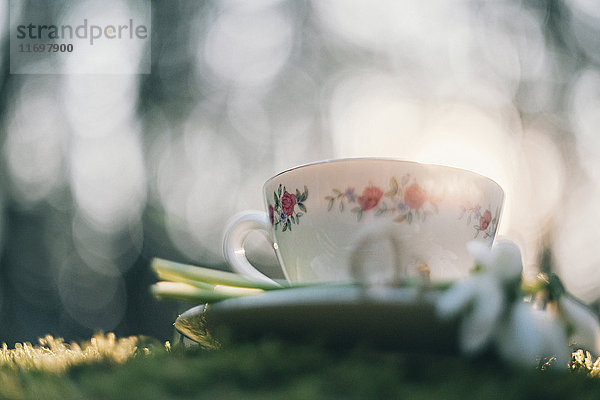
(1, 335, 600, 399)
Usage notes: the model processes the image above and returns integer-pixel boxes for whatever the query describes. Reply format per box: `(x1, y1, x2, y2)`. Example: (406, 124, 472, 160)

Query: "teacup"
(223, 158, 504, 286)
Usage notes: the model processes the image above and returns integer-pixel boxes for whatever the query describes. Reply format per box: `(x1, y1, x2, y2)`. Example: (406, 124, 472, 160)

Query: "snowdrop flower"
(436, 240, 523, 354)
(438, 272, 505, 354)
(495, 301, 569, 368)
(468, 240, 523, 283)
(559, 295, 600, 354)
(438, 238, 600, 366)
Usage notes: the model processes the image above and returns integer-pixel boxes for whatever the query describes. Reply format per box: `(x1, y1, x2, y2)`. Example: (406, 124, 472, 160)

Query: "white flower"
(495, 302, 569, 368)
(559, 295, 600, 354)
(437, 238, 600, 367)
(467, 240, 523, 282)
(436, 240, 523, 354)
(438, 273, 505, 353)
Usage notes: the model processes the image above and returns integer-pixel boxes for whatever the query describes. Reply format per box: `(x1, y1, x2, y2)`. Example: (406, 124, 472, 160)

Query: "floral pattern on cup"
(325, 175, 440, 223)
(460, 205, 500, 239)
(270, 184, 308, 232)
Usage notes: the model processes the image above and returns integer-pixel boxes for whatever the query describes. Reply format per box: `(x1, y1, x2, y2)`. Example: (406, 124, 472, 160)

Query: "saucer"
(178, 286, 460, 353)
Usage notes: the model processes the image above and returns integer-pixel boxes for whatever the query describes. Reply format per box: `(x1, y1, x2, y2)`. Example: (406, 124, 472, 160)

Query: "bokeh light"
(4, 77, 67, 205)
(58, 0, 149, 74)
(569, 68, 600, 183)
(199, 3, 293, 88)
(555, 182, 600, 303)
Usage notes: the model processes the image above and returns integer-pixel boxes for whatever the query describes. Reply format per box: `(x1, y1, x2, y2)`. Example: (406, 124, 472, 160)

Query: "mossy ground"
(0, 333, 599, 400)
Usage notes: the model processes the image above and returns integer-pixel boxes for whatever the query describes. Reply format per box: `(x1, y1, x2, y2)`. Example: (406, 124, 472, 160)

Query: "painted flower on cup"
(480, 209, 492, 230)
(404, 183, 427, 210)
(358, 186, 383, 211)
(344, 188, 356, 202)
(325, 174, 440, 223)
(270, 184, 308, 232)
(281, 191, 297, 216)
(460, 205, 500, 239)
(268, 205, 275, 225)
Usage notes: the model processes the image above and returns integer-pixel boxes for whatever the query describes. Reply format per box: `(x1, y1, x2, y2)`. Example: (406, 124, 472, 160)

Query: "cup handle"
(223, 210, 281, 287)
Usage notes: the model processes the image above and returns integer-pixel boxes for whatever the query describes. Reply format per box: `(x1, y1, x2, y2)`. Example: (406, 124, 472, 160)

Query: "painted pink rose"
(404, 184, 427, 210)
(358, 186, 384, 211)
(268, 205, 275, 225)
(480, 209, 492, 230)
(281, 191, 297, 216)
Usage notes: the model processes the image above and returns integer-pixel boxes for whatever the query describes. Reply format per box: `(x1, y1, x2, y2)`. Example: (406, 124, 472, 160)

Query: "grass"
(0, 333, 141, 374)
(0, 333, 600, 399)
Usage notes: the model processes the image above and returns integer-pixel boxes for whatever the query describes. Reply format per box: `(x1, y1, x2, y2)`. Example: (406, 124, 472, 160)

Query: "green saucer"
(177, 286, 459, 353)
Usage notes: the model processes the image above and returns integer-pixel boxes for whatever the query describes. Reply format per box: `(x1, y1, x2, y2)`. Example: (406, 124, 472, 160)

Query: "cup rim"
(264, 157, 504, 195)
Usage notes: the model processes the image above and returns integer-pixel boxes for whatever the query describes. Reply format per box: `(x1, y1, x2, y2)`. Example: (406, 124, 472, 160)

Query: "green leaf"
(274, 192, 278, 203)
(328, 199, 334, 211)
(296, 212, 303, 217)
(304, 185, 308, 198)
(357, 209, 363, 221)
(296, 215, 300, 225)
(288, 222, 292, 231)
(298, 203, 307, 212)
(283, 223, 288, 232)
(291, 215, 295, 224)
(394, 214, 406, 223)
(296, 188, 301, 198)
(390, 177, 398, 193)
(407, 212, 413, 224)
(401, 174, 410, 186)
(278, 184, 282, 197)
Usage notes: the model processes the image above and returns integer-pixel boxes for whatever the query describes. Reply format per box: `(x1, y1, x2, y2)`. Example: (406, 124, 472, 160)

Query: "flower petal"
(496, 302, 541, 366)
(459, 275, 504, 354)
(496, 302, 569, 367)
(489, 240, 523, 281)
(466, 241, 493, 269)
(436, 277, 478, 319)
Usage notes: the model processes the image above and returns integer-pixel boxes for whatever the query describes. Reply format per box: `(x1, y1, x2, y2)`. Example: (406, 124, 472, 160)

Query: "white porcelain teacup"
(223, 158, 504, 286)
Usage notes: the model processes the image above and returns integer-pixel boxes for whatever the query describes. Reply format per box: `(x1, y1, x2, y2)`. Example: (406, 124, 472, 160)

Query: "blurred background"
(0, 0, 599, 344)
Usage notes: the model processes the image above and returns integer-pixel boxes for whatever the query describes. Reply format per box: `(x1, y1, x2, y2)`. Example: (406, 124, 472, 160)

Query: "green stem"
(151, 258, 283, 290)
(155, 270, 216, 290)
(151, 258, 453, 304)
(150, 282, 258, 304)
